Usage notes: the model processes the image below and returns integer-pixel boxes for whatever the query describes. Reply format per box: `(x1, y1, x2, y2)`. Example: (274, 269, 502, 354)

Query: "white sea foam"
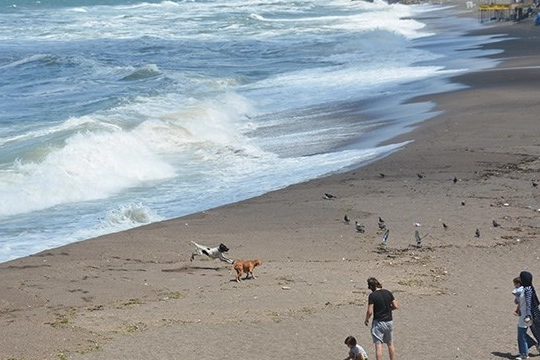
(69, 7, 87, 13)
(0, 128, 176, 217)
(101, 202, 162, 227)
(241, 63, 447, 115)
(0, 53, 51, 69)
(0, 88, 263, 218)
(0, 116, 118, 147)
(0, 0, 430, 41)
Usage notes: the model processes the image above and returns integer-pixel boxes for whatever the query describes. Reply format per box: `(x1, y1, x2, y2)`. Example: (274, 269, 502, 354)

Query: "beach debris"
(442, 222, 448, 230)
(533, 181, 538, 187)
(492, 220, 500, 227)
(461, 201, 466, 206)
(414, 222, 421, 227)
(282, 286, 291, 290)
(381, 229, 390, 245)
(323, 193, 336, 200)
(355, 221, 365, 233)
(344, 214, 350, 224)
(379, 173, 385, 178)
(475, 228, 480, 238)
(453, 177, 458, 184)
(417, 173, 424, 179)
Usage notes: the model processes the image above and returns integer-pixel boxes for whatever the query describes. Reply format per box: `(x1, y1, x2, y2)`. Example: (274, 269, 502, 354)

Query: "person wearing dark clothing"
(364, 277, 398, 360)
(520, 271, 540, 354)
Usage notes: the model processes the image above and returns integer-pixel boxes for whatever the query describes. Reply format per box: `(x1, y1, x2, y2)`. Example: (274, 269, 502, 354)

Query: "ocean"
(0, 0, 504, 263)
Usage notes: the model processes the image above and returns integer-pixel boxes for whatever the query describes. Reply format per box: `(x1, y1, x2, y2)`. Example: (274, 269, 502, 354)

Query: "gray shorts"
(371, 320, 394, 344)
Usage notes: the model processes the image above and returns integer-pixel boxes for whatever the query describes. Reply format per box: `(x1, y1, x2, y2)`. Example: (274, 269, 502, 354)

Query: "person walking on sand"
(520, 271, 540, 353)
(364, 277, 398, 360)
(516, 277, 533, 360)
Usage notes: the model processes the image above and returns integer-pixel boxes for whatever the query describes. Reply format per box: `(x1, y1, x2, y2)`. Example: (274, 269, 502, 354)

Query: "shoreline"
(2, 7, 540, 360)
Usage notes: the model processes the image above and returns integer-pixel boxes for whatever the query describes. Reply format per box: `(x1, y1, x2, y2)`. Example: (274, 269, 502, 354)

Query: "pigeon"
(323, 193, 336, 200)
(379, 173, 386, 178)
(378, 217, 386, 230)
(475, 228, 480, 238)
(381, 229, 390, 245)
(492, 220, 500, 227)
(344, 215, 350, 224)
(453, 177, 458, 184)
(442, 223, 448, 230)
(355, 221, 365, 233)
(415, 230, 422, 246)
(417, 173, 424, 179)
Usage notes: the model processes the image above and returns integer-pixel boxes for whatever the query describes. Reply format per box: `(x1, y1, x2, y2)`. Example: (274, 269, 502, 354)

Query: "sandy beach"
(2, 4, 540, 360)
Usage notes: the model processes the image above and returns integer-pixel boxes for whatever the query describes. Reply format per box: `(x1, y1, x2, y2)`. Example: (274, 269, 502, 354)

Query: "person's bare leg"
(388, 343, 396, 360)
(375, 343, 384, 360)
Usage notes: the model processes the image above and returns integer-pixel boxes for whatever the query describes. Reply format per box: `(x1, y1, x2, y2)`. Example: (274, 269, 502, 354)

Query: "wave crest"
(120, 64, 162, 81)
(103, 202, 161, 226)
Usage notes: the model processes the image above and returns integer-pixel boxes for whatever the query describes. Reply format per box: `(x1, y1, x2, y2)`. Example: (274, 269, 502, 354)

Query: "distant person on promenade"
(364, 277, 398, 360)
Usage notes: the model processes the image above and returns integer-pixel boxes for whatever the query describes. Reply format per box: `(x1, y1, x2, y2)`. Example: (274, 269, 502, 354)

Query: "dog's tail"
(190, 241, 201, 247)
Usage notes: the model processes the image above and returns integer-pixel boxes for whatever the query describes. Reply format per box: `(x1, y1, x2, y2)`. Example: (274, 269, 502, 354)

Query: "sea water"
(0, 0, 504, 263)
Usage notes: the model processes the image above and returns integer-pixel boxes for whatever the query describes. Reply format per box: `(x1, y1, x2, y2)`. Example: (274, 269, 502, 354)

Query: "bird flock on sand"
(325, 172, 511, 248)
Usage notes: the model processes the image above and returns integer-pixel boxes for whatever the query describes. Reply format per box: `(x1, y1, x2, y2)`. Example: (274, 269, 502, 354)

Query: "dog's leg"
(190, 248, 203, 261)
(219, 252, 234, 264)
(235, 268, 243, 282)
(245, 265, 256, 280)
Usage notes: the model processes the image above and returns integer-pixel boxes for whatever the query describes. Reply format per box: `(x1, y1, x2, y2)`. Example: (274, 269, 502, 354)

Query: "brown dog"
(232, 259, 261, 282)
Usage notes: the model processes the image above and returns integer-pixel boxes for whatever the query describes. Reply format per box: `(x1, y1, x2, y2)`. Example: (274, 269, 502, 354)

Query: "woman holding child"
(516, 271, 540, 359)
(516, 275, 532, 360)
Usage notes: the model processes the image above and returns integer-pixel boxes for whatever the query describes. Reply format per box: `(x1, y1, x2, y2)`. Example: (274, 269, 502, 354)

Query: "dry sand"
(2, 5, 540, 360)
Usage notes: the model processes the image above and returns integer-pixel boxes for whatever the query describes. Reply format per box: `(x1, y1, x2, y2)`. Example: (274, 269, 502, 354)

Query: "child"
(513, 277, 523, 316)
(343, 335, 368, 360)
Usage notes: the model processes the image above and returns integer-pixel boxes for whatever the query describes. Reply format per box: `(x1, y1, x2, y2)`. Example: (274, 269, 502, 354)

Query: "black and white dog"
(190, 241, 234, 263)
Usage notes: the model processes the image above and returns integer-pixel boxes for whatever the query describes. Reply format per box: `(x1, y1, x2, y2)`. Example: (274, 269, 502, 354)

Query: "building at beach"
(477, 0, 536, 22)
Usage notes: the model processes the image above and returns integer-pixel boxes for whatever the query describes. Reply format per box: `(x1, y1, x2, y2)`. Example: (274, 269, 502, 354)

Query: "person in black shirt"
(364, 277, 398, 360)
